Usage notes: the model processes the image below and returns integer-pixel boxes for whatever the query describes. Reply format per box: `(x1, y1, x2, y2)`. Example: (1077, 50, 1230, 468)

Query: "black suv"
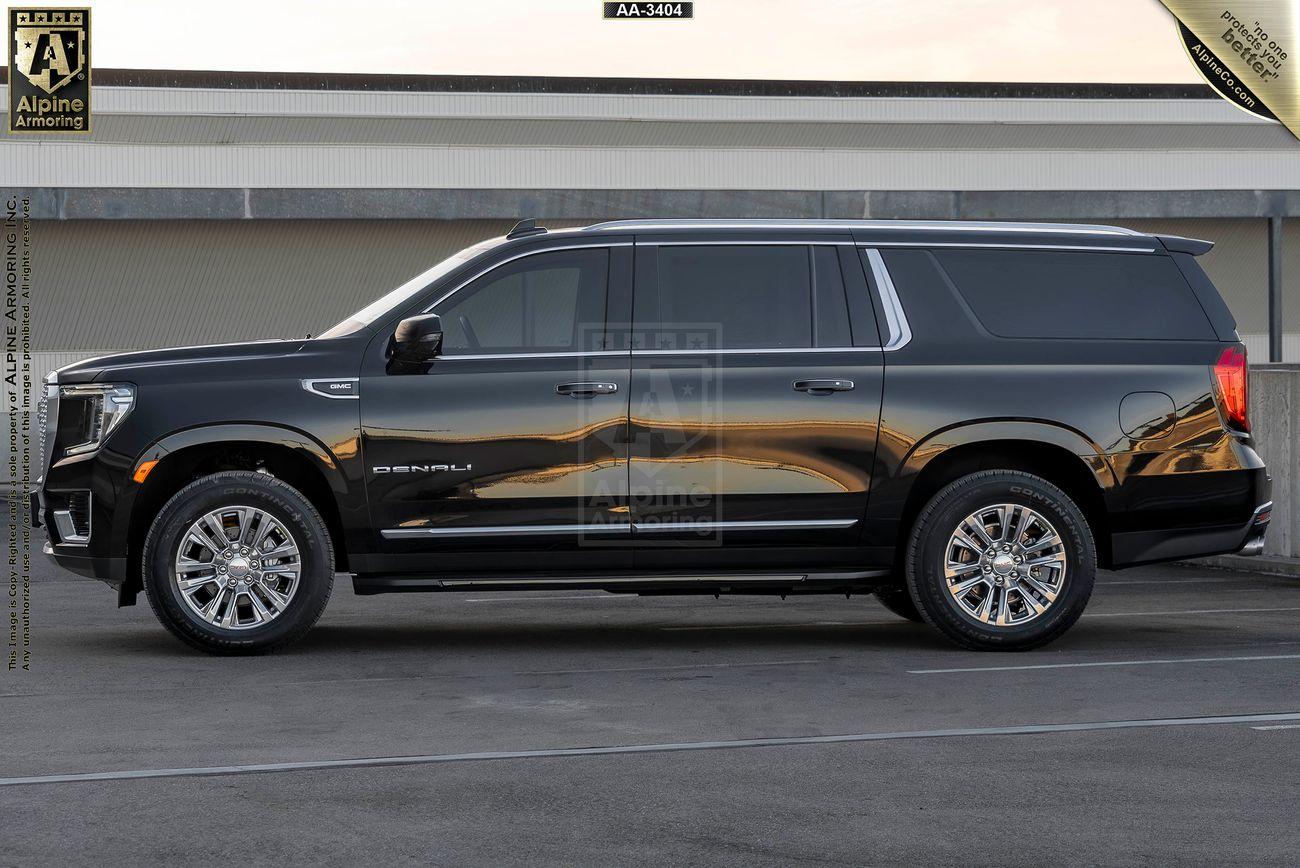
(35, 219, 1271, 654)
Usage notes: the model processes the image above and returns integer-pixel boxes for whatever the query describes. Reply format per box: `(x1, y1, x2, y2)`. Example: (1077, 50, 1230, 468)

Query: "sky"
(53, 0, 1197, 82)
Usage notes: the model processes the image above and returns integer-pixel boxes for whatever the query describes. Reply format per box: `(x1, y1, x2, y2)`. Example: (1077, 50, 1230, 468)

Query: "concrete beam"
(1269, 217, 1284, 363)
(7, 187, 1300, 221)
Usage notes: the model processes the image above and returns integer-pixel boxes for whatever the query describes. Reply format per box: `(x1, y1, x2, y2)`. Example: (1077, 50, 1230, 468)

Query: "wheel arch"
(895, 421, 1115, 569)
(118, 424, 352, 604)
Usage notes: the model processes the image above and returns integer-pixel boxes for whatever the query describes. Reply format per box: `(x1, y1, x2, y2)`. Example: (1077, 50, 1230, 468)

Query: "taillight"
(1213, 345, 1250, 433)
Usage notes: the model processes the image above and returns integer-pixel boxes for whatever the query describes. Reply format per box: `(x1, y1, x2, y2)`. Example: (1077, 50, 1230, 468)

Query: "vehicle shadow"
(291, 618, 947, 655)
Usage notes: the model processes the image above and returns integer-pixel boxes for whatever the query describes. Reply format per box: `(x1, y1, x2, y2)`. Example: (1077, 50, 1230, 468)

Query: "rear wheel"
(904, 470, 1095, 651)
(142, 471, 334, 655)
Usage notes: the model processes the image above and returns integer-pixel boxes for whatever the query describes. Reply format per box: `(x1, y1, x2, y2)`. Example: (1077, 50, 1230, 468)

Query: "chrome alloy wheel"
(943, 503, 1068, 627)
(173, 506, 302, 630)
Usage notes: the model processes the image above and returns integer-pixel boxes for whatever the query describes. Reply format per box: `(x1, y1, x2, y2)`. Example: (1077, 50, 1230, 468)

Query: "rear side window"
(933, 250, 1216, 341)
(637, 245, 851, 350)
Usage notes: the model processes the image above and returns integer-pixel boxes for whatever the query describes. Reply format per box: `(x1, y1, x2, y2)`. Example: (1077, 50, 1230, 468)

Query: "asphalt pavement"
(3, 555, 1299, 866)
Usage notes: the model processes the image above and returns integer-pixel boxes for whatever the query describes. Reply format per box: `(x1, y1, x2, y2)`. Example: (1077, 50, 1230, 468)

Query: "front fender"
(109, 422, 353, 547)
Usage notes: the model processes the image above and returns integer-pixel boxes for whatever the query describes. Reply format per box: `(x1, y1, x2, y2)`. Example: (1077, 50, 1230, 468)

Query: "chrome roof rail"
(582, 218, 1144, 236)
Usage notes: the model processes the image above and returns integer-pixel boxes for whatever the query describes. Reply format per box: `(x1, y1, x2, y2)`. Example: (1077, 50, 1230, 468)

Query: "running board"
(352, 569, 891, 595)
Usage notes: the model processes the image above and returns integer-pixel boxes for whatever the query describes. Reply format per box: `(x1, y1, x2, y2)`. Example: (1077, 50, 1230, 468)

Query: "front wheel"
(904, 470, 1095, 651)
(142, 471, 335, 655)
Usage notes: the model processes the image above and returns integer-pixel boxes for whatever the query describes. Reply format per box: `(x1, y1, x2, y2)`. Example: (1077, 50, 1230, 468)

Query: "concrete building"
(2, 69, 1298, 379)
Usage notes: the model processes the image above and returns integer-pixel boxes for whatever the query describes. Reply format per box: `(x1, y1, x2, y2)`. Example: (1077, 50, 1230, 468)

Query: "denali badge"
(373, 464, 472, 474)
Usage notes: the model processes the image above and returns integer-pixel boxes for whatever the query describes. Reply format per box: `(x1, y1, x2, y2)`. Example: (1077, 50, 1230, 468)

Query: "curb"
(1190, 554, 1300, 579)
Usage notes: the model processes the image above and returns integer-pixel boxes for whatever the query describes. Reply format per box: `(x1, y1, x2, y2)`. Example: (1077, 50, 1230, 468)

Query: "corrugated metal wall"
(27, 216, 1281, 354)
(29, 219, 581, 351)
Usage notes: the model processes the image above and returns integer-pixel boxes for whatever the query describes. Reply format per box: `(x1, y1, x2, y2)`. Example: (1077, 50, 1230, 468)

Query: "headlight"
(59, 384, 135, 456)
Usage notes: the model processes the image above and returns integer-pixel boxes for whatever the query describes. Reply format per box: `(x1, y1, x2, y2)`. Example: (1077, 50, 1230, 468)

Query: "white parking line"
(909, 653, 1300, 674)
(2, 711, 1296, 788)
(0, 658, 834, 699)
(1096, 578, 1248, 586)
(658, 606, 1300, 632)
(660, 621, 866, 631)
(1086, 606, 1300, 618)
(1252, 724, 1300, 731)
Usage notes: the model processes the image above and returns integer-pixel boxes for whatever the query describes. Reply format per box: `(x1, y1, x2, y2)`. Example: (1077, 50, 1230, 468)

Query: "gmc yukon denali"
(34, 219, 1271, 654)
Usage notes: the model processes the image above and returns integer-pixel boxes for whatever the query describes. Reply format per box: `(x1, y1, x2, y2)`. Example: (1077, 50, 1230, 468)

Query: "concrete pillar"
(1268, 217, 1283, 363)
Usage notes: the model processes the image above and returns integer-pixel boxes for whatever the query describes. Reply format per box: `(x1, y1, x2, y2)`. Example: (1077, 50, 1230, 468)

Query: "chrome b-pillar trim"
(861, 248, 913, 352)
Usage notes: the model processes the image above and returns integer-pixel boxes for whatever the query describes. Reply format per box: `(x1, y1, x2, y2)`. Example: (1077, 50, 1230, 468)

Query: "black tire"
(875, 587, 924, 622)
(142, 471, 335, 655)
(904, 470, 1095, 651)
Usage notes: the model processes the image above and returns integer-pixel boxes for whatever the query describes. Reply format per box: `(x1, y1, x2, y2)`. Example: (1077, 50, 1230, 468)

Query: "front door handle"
(793, 379, 854, 395)
(556, 382, 619, 398)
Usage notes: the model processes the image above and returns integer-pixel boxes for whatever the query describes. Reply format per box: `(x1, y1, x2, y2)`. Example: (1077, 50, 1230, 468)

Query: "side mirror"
(390, 313, 443, 364)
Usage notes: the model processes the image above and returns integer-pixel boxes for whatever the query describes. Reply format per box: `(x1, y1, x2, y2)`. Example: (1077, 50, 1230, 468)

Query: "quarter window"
(932, 249, 1216, 341)
(435, 248, 609, 354)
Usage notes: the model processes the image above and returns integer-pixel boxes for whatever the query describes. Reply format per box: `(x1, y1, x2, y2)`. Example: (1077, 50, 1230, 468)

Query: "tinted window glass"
(812, 246, 852, 347)
(642, 245, 813, 349)
(933, 250, 1215, 340)
(436, 248, 608, 354)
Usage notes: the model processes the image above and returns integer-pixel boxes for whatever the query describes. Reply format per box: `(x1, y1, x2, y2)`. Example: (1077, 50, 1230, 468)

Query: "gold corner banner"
(1160, 1, 1298, 133)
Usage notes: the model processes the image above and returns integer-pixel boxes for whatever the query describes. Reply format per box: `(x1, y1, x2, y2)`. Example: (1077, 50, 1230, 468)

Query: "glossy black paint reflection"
(38, 222, 1269, 602)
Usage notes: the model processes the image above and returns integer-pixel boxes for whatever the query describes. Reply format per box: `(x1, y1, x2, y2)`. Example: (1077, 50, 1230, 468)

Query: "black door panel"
(627, 237, 883, 565)
(360, 242, 634, 573)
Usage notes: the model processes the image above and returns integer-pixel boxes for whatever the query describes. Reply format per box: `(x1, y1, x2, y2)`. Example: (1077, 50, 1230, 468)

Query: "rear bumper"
(1111, 499, 1272, 567)
(1237, 501, 1272, 556)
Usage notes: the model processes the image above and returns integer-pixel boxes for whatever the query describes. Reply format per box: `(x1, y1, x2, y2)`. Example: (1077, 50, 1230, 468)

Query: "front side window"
(317, 237, 506, 339)
(638, 245, 850, 350)
(435, 248, 610, 355)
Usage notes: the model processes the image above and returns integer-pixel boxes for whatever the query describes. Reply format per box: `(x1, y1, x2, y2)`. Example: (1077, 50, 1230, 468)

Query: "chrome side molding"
(382, 518, 858, 539)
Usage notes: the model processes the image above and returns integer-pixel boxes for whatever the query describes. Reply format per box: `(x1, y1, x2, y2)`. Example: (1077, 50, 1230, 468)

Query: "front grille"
(37, 385, 59, 474)
(36, 395, 47, 466)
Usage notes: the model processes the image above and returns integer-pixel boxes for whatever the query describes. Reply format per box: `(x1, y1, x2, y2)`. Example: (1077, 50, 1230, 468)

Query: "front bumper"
(31, 482, 128, 591)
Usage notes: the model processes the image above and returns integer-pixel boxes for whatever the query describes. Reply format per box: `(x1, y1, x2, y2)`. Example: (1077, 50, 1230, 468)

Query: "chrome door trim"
(382, 523, 632, 539)
(861, 248, 913, 352)
(631, 519, 858, 532)
(419, 241, 632, 314)
(437, 350, 628, 361)
(631, 346, 871, 356)
(381, 518, 857, 539)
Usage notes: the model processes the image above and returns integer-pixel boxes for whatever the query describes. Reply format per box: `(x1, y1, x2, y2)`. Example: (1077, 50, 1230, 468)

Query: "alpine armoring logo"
(8, 7, 91, 133)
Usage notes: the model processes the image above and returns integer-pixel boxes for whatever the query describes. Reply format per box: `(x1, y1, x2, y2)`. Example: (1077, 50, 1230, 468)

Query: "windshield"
(316, 236, 506, 339)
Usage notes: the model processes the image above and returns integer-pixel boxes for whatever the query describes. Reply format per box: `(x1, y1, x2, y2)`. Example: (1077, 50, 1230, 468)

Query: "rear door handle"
(556, 382, 619, 398)
(793, 379, 854, 395)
